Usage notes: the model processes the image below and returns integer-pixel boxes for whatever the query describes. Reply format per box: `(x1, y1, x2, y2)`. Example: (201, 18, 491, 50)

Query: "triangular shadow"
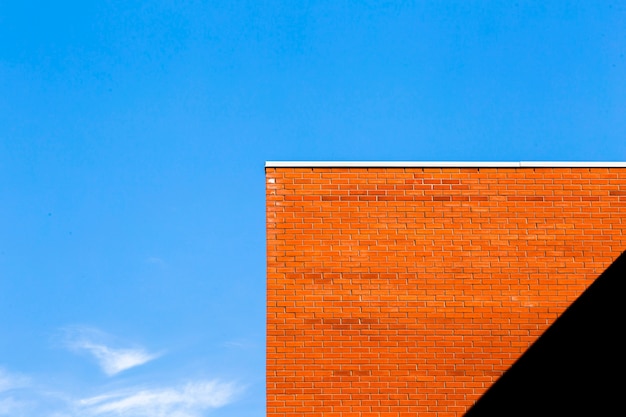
(464, 251, 626, 416)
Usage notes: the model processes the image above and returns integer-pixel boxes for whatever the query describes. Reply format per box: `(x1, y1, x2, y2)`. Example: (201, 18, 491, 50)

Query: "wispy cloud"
(145, 257, 166, 268)
(61, 327, 161, 376)
(0, 368, 29, 393)
(74, 343, 159, 377)
(0, 369, 241, 417)
(0, 397, 23, 416)
(221, 339, 256, 350)
(5, 326, 243, 416)
(77, 380, 238, 417)
(0, 368, 29, 416)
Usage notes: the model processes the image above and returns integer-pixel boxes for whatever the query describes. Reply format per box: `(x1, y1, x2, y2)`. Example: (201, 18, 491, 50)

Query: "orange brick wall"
(266, 166, 626, 417)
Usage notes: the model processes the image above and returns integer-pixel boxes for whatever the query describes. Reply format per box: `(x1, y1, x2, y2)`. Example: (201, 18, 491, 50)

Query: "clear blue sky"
(0, 1, 624, 416)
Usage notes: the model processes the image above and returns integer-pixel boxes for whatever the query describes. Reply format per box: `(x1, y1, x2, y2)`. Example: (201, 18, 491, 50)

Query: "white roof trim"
(266, 161, 626, 168)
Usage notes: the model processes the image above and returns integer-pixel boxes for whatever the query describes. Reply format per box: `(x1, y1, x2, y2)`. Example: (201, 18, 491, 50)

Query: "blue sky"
(0, 1, 624, 416)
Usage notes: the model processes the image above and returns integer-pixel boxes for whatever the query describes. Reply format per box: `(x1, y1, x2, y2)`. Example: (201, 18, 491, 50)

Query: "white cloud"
(0, 368, 29, 393)
(222, 340, 247, 349)
(0, 397, 23, 416)
(3, 327, 243, 416)
(77, 380, 238, 417)
(145, 257, 166, 268)
(61, 327, 160, 376)
(0, 369, 240, 417)
(0, 368, 29, 416)
(74, 343, 159, 376)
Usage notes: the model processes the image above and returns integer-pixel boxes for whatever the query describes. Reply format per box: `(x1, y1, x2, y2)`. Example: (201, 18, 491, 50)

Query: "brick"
(266, 166, 626, 416)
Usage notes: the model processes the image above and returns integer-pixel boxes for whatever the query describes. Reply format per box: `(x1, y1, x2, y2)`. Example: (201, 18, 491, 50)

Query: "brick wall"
(266, 166, 626, 417)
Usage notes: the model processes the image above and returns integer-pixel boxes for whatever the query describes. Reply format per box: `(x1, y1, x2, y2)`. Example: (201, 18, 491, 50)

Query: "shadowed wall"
(464, 250, 626, 417)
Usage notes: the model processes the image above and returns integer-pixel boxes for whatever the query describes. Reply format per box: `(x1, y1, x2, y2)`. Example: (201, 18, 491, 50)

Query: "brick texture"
(266, 167, 626, 417)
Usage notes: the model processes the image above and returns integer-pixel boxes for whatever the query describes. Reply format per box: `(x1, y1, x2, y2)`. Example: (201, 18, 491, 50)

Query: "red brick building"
(266, 162, 626, 417)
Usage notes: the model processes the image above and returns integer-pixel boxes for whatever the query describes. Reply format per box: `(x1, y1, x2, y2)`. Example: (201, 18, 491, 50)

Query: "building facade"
(266, 162, 626, 417)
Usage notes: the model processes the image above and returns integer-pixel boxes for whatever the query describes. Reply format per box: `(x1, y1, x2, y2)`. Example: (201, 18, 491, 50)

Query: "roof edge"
(266, 161, 626, 168)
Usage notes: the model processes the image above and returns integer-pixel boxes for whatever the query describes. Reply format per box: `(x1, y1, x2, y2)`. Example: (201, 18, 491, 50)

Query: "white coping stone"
(266, 161, 626, 168)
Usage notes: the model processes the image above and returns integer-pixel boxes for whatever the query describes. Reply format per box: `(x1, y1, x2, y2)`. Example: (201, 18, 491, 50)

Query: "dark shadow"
(464, 251, 626, 417)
